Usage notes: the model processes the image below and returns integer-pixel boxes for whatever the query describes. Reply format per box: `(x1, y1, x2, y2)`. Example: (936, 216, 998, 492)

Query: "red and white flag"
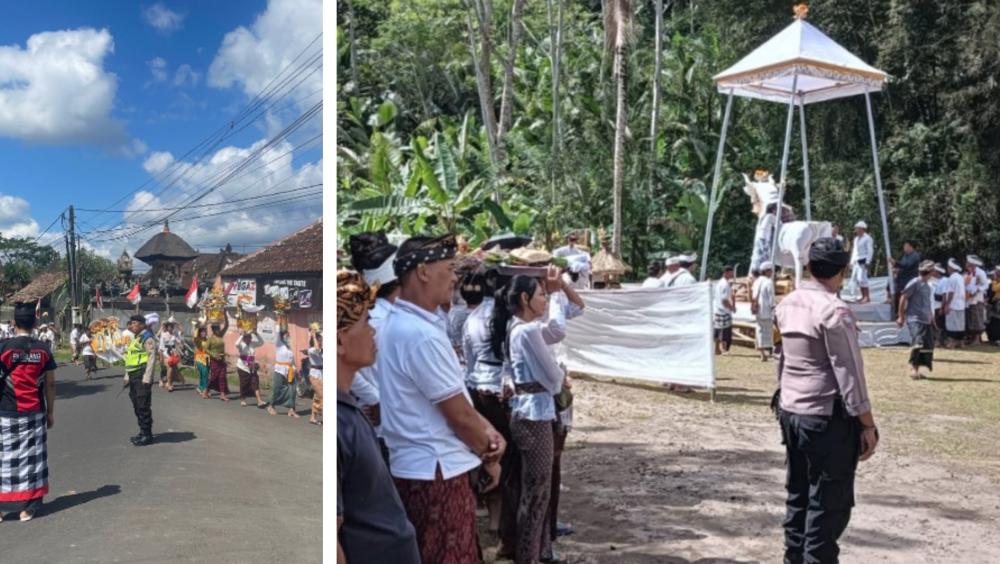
(185, 275, 199, 309)
(96, 286, 104, 310)
(127, 283, 142, 305)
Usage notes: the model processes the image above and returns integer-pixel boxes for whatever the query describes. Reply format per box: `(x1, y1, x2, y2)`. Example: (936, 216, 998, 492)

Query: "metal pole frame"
(864, 88, 894, 297)
(699, 89, 735, 281)
(799, 100, 811, 222)
(770, 74, 799, 266)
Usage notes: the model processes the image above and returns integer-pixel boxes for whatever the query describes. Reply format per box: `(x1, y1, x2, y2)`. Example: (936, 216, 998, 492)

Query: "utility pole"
(68, 206, 80, 326)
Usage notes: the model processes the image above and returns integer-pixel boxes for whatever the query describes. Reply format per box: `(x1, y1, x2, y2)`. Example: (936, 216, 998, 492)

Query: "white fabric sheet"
(555, 283, 715, 388)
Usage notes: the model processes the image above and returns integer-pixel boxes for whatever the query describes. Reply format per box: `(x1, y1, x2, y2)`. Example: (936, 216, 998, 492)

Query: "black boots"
(130, 433, 153, 446)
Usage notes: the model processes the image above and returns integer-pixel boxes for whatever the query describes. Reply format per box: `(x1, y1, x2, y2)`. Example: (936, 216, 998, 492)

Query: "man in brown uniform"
(773, 238, 880, 564)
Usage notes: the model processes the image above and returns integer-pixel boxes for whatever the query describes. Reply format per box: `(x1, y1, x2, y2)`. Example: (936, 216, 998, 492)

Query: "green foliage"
(0, 235, 60, 299)
(338, 0, 1000, 277)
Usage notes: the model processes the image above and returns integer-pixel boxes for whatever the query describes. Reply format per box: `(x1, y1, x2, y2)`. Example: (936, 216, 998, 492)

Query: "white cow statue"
(742, 172, 831, 286)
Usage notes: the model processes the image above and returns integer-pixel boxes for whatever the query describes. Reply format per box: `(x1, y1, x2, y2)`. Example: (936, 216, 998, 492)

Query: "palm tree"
(650, 0, 664, 199)
(604, 0, 633, 256)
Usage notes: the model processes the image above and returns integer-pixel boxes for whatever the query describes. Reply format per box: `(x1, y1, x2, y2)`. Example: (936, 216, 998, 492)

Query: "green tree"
(0, 235, 60, 299)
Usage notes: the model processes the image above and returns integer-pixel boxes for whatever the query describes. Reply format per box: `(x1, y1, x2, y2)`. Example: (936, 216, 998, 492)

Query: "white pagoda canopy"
(713, 16, 888, 105)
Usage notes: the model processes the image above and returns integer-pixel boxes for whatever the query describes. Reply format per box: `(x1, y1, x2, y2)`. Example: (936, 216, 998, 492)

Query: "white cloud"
(89, 137, 322, 261)
(118, 137, 149, 159)
(143, 151, 175, 175)
(147, 56, 168, 82)
(0, 194, 41, 238)
(142, 3, 185, 34)
(207, 0, 322, 112)
(0, 28, 124, 144)
(173, 63, 200, 87)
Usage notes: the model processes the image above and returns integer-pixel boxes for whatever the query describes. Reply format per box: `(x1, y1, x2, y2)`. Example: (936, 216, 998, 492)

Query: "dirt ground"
(482, 345, 1000, 563)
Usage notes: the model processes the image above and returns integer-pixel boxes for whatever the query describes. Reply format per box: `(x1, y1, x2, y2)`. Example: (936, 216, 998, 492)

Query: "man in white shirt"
(69, 324, 81, 365)
(965, 255, 989, 345)
(378, 234, 506, 563)
(752, 261, 776, 361)
(943, 258, 967, 348)
(38, 324, 56, 348)
(562, 253, 592, 290)
(552, 233, 588, 259)
(641, 261, 665, 288)
(670, 254, 698, 287)
(930, 263, 947, 346)
(349, 231, 401, 435)
(713, 266, 736, 355)
(850, 221, 874, 303)
(659, 256, 681, 285)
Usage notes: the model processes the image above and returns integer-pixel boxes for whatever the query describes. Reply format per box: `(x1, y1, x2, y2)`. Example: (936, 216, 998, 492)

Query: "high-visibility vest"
(125, 330, 154, 371)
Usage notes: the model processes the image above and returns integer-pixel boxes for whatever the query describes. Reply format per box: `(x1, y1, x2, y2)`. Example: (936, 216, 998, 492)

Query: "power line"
(32, 209, 67, 244)
(77, 34, 323, 234)
(83, 190, 323, 244)
(80, 89, 322, 242)
(80, 132, 322, 238)
(75, 184, 322, 213)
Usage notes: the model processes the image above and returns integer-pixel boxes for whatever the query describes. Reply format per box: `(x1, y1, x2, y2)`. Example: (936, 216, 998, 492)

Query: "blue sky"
(0, 0, 323, 265)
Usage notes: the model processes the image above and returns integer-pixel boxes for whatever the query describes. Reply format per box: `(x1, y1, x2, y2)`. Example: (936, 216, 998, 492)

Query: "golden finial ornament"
(793, 3, 808, 19)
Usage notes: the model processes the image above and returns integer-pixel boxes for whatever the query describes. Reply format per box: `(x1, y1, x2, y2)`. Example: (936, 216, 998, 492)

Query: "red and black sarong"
(393, 466, 482, 564)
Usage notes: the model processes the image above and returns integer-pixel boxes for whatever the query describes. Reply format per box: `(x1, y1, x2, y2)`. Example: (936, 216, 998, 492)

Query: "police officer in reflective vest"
(773, 238, 880, 564)
(124, 314, 158, 446)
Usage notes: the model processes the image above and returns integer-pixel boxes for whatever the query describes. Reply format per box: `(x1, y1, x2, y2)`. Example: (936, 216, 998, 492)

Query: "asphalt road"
(0, 361, 323, 563)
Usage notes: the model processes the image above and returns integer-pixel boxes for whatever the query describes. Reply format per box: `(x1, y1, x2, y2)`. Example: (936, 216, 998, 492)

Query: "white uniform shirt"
(713, 279, 733, 316)
(850, 234, 874, 265)
(378, 299, 481, 480)
(70, 328, 80, 350)
(971, 267, 989, 305)
(641, 277, 665, 289)
(947, 272, 966, 310)
(670, 269, 697, 287)
(78, 333, 95, 356)
(236, 334, 263, 373)
(273, 343, 294, 375)
(308, 347, 323, 379)
(752, 276, 776, 320)
(352, 298, 393, 408)
(929, 277, 944, 312)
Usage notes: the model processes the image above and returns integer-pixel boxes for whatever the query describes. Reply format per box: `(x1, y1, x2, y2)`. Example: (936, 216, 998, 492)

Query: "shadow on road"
(55, 380, 106, 400)
(42, 485, 121, 517)
(154, 431, 196, 444)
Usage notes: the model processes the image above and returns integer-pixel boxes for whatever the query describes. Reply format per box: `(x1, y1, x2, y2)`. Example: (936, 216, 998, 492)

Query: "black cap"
(723, 265, 734, 272)
(808, 237, 850, 268)
(129, 314, 146, 324)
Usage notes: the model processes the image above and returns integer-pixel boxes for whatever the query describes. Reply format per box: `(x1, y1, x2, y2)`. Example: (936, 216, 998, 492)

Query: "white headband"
(362, 252, 398, 286)
(948, 259, 960, 270)
(967, 256, 984, 267)
(934, 265, 946, 274)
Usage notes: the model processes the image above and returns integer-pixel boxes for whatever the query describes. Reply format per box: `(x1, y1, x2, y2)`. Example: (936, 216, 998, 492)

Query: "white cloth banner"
(556, 282, 715, 388)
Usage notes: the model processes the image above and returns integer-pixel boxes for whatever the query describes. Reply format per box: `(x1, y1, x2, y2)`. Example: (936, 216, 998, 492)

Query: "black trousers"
(779, 408, 860, 564)
(128, 371, 153, 436)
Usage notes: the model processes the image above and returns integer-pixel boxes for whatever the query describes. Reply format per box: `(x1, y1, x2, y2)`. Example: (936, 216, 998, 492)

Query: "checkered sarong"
(0, 411, 49, 503)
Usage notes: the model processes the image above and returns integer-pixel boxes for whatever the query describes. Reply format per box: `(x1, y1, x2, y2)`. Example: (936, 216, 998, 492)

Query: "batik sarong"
(511, 417, 554, 564)
(208, 358, 229, 394)
(394, 466, 482, 564)
(967, 304, 986, 332)
(237, 368, 259, 398)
